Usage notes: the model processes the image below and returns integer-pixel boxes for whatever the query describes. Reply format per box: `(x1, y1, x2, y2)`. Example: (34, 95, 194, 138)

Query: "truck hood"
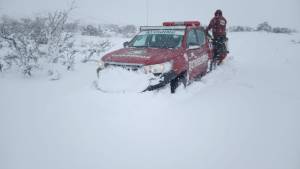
(102, 47, 181, 65)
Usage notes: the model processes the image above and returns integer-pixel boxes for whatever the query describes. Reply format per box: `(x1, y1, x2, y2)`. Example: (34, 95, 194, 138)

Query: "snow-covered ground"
(0, 32, 300, 169)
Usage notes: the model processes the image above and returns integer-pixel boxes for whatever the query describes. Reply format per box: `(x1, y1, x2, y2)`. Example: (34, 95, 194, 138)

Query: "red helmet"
(215, 9, 222, 16)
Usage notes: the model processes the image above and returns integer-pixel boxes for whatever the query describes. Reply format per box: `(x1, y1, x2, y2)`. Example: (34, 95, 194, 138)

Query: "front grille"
(105, 62, 143, 71)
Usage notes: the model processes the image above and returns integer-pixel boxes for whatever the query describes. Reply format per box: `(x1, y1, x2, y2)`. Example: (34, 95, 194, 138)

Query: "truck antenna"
(146, 0, 149, 26)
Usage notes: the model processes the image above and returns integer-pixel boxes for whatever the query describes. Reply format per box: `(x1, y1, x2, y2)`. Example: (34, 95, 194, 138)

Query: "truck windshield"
(130, 30, 184, 49)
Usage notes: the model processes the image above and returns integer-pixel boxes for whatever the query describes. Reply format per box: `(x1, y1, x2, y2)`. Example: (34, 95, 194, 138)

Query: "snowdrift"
(0, 32, 300, 169)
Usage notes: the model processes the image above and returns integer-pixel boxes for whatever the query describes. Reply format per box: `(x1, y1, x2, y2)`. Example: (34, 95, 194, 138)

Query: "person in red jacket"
(206, 9, 228, 64)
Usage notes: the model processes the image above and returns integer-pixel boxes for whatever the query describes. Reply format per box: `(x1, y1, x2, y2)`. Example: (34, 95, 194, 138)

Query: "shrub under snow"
(228, 22, 297, 34)
(0, 5, 112, 78)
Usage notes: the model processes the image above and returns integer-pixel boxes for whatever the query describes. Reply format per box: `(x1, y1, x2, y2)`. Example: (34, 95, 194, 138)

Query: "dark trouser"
(212, 36, 228, 62)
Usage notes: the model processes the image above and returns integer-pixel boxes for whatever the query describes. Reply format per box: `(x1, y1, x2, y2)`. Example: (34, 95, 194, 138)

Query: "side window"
(196, 29, 205, 45)
(186, 30, 198, 47)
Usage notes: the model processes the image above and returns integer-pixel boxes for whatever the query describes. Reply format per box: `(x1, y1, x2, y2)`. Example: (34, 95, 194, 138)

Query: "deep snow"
(0, 32, 300, 169)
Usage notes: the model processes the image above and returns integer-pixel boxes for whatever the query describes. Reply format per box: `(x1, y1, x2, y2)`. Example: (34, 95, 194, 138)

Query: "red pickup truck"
(96, 21, 213, 93)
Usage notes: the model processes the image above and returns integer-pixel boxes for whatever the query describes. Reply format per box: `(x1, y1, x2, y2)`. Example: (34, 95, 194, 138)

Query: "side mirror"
(123, 41, 130, 48)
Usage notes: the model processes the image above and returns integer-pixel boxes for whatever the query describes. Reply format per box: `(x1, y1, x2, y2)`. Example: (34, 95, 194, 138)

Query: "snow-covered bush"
(81, 25, 104, 36)
(291, 40, 300, 44)
(0, 5, 77, 76)
(64, 21, 80, 33)
(228, 26, 254, 32)
(256, 22, 296, 34)
(81, 40, 111, 63)
(0, 16, 43, 76)
(227, 22, 297, 34)
(44, 8, 78, 71)
(105, 24, 121, 34)
(120, 25, 137, 37)
(103, 24, 137, 37)
(256, 22, 272, 32)
(272, 27, 295, 34)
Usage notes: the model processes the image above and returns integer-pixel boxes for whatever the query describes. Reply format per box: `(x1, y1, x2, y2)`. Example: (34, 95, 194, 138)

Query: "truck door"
(195, 28, 210, 73)
(186, 29, 203, 80)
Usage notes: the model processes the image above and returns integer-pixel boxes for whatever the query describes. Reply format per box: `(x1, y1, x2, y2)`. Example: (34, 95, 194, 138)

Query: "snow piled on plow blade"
(95, 67, 154, 93)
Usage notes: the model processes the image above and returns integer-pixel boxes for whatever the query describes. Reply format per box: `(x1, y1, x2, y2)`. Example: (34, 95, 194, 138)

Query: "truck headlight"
(144, 61, 173, 74)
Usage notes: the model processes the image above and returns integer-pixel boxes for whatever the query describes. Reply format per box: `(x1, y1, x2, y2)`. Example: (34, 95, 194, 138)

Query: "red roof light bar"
(163, 21, 200, 27)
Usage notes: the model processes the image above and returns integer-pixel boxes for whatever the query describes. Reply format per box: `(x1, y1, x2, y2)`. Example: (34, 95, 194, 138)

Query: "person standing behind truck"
(206, 9, 228, 65)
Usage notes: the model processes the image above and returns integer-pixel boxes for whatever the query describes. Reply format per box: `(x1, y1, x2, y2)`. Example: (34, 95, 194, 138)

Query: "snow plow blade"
(95, 67, 177, 93)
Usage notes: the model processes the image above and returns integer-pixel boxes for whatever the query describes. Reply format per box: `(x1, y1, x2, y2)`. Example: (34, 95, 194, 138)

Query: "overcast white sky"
(0, 0, 299, 29)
